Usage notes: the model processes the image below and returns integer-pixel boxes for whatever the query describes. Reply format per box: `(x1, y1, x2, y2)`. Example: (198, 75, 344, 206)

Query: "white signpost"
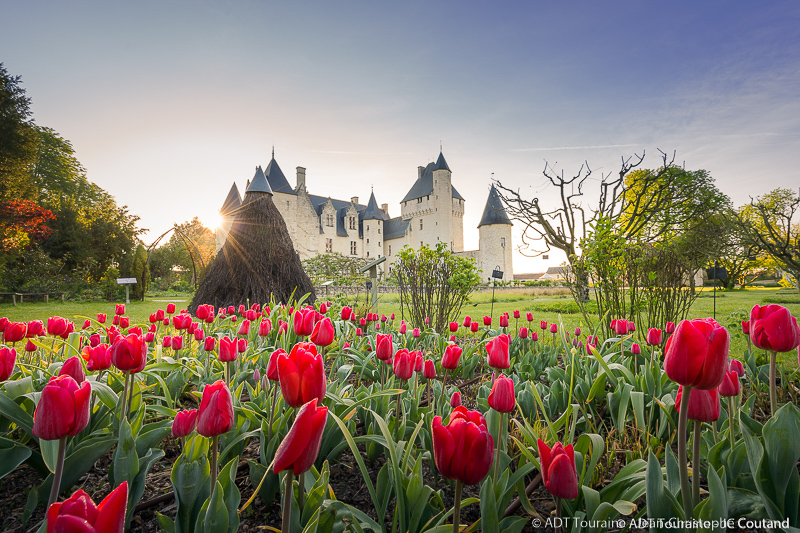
(116, 278, 137, 304)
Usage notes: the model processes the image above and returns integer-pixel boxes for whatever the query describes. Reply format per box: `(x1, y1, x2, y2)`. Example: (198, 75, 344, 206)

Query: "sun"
(200, 213, 221, 231)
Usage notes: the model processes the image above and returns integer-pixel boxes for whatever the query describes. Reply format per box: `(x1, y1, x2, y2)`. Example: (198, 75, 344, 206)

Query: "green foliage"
(301, 252, 371, 285)
(394, 242, 481, 332)
(0, 63, 39, 203)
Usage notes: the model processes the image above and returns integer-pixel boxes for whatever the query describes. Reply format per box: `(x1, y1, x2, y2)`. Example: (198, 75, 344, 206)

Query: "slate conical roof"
(220, 183, 242, 215)
(478, 185, 512, 227)
(360, 191, 388, 221)
(264, 155, 295, 194)
(434, 150, 451, 172)
(247, 166, 273, 195)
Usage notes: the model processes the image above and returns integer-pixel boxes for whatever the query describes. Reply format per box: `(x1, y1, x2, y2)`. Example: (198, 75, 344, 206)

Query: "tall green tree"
(0, 63, 39, 202)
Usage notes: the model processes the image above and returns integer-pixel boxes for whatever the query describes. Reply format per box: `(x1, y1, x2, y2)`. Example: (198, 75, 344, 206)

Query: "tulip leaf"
(156, 513, 176, 533)
(762, 403, 800, 515)
(40, 437, 59, 474)
(136, 420, 173, 457)
(480, 478, 500, 533)
(127, 448, 165, 530)
(0, 437, 32, 480)
(38, 436, 116, 503)
(89, 380, 119, 411)
(696, 466, 727, 533)
(172, 437, 211, 533)
(196, 479, 229, 533)
(3, 375, 33, 399)
(0, 392, 35, 438)
(646, 451, 682, 530)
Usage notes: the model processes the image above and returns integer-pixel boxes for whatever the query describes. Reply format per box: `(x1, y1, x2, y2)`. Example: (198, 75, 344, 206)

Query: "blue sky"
(2, 1, 798, 273)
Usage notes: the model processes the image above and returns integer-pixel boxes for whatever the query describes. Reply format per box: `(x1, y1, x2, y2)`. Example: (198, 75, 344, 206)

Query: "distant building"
(217, 150, 513, 280)
(539, 266, 568, 281)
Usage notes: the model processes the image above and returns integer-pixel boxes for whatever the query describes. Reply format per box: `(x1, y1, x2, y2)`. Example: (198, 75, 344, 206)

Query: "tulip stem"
(47, 436, 67, 508)
(226, 361, 231, 389)
(282, 471, 294, 533)
(728, 396, 736, 454)
(493, 412, 504, 482)
(769, 350, 777, 416)
(438, 369, 449, 416)
(452, 480, 463, 533)
(678, 385, 693, 522)
(119, 372, 130, 424)
(298, 472, 305, 518)
(555, 496, 562, 533)
(692, 421, 701, 508)
(268, 383, 277, 442)
(211, 435, 219, 490)
(127, 373, 136, 418)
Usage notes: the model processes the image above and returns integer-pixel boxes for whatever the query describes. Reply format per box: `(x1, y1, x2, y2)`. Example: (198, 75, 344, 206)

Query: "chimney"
(296, 167, 306, 190)
(418, 166, 424, 179)
(381, 203, 389, 217)
(351, 196, 359, 205)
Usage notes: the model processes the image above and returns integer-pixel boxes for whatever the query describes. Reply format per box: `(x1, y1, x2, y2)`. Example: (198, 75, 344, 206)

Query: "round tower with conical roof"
(360, 191, 387, 260)
(477, 184, 513, 281)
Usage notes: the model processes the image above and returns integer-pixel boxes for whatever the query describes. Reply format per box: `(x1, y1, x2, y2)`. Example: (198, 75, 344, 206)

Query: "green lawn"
(2, 286, 798, 367)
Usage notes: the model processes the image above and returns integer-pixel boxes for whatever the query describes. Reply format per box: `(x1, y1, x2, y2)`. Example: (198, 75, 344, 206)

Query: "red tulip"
(450, 391, 462, 408)
(356, 327, 363, 337)
(23, 339, 35, 352)
(423, 359, 437, 379)
(193, 329, 204, 341)
(646, 328, 663, 346)
(729, 359, 745, 377)
(513, 310, 521, 319)
(519, 327, 528, 339)
(119, 317, 129, 329)
(238, 320, 251, 336)
(483, 316, 492, 327)
(82, 319, 91, 330)
(432, 406, 494, 485)
(499, 315, 509, 328)
(664, 318, 729, 390)
(172, 336, 184, 351)
(549, 323, 558, 334)
(628, 321, 636, 333)
(26, 320, 44, 337)
(46, 482, 128, 533)
(47, 317, 67, 337)
(4, 321, 26, 343)
(204, 336, 216, 352)
(392, 349, 413, 380)
(197, 380, 234, 437)
(310, 317, 335, 347)
(414, 351, 424, 372)
(614, 319, 628, 336)
(537, 440, 578, 499)
(486, 334, 510, 369)
(463, 316, 471, 327)
(245, 310, 257, 322)
(341, 306, 352, 320)
(610, 319, 617, 331)
(449, 322, 458, 332)
(111, 334, 147, 374)
(196, 305, 209, 321)
(273, 398, 329, 476)
(173, 314, 191, 330)
(149, 313, 157, 324)
(442, 343, 463, 369)
(718, 371, 741, 398)
(278, 342, 326, 408)
(219, 336, 238, 362)
(675, 385, 720, 422)
(33, 375, 91, 440)
(0, 347, 17, 381)
(470, 322, 479, 333)
(488, 375, 515, 413)
(59, 356, 86, 384)
(630, 343, 641, 355)
(167, 303, 176, 314)
(376, 334, 393, 361)
(293, 308, 315, 336)
(81, 344, 111, 372)
(162, 336, 172, 349)
(258, 318, 272, 337)
(531, 332, 539, 341)
(227, 306, 235, 315)
(172, 409, 198, 438)
(412, 328, 421, 338)
(540, 321, 548, 330)
(741, 320, 749, 335)
(586, 343, 596, 355)
(97, 313, 107, 324)
(115, 304, 125, 316)
(237, 338, 247, 353)
(156, 309, 165, 321)
(665, 321, 676, 334)
(238, 304, 245, 315)
(749, 304, 800, 353)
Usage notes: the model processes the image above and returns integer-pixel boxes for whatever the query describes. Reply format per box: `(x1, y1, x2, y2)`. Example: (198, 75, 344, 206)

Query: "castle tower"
(477, 184, 513, 281)
(216, 182, 242, 252)
(360, 191, 387, 261)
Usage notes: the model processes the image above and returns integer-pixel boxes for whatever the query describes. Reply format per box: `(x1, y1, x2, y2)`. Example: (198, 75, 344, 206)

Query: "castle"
(216, 150, 513, 281)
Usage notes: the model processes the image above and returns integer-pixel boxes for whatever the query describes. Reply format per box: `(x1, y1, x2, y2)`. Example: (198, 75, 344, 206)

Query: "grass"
(2, 286, 798, 368)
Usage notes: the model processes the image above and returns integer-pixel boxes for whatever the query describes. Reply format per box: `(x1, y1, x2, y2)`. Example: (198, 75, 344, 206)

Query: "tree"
(737, 188, 800, 293)
(0, 63, 39, 202)
(147, 218, 215, 288)
(302, 252, 370, 285)
(393, 243, 481, 333)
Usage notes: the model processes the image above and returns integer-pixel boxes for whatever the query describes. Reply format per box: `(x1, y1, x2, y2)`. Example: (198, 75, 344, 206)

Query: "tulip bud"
(97, 313, 107, 324)
(412, 328, 420, 338)
(393, 349, 414, 380)
(549, 323, 558, 334)
(59, 356, 86, 384)
(267, 349, 284, 381)
(483, 316, 492, 327)
(470, 321, 479, 333)
(376, 334, 393, 361)
(172, 336, 184, 351)
(449, 322, 458, 332)
(219, 336, 238, 362)
(499, 315, 509, 328)
(167, 303, 176, 314)
(741, 320, 749, 335)
(486, 334, 510, 369)
(278, 342, 326, 408)
(25, 339, 36, 352)
(729, 359, 745, 377)
(172, 409, 198, 437)
(441, 343, 463, 369)
(450, 391, 462, 408)
(194, 329, 204, 341)
(115, 304, 125, 316)
(423, 359, 437, 379)
(614, 319, 628, 336)
(399, 322, 407, 334)
(162, 336, 172, 349)
(665, 321, 676, 334)
(204, 336, 216, 352)
(526, 312, 533, 322)
(513, 310, 520, 319)
(540, 321, 548, 330)
(628, 321, 636, 332)
(237, 338, 248, 353)
(488, 375, 515, 413)
(519, 327, 528, 339)
(664, 318, 729, 390)
(718, 371, 741, 397)
(310, 317, 335, 347)
(749, 304, 800, 353)
(414, 352, 424, 372)
(238, 320, 251, 336)
(463, 316, 471, 327)
(675, 385, 721, 422)
(646, 328, 663, 346)
(630, 343, 641, 355)
(258, 318, 272, 337)
(0, 347, 17, 381)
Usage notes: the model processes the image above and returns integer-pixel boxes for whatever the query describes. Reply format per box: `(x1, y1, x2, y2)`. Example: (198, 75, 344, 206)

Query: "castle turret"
(216, 182, 242, 251)
(360, 191, 387, 261)
(477, 185, 513, 281)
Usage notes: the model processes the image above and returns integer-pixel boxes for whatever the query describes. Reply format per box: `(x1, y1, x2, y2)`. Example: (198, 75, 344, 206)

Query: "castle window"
(325, 214, 334, 227)
(378, 242, 381, 247)
(378, 228, 381, 234)
(417, 198, 422, 203)
(501, 238, 506, 248)
(420, 241, 423, 248)
(419, 219, 423, 230)
(367, 239, 369, 244)
(389, 245, 392, 255)
(543, 254, 549, 260)
(326, 238, 332, 253)
(350, 241, 357, 255)
(367, 251, 370, 257)
(366, 224, 369, 231)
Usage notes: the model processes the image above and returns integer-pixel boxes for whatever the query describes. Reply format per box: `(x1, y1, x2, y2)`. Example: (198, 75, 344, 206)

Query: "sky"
(2, 1, 799, 274)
